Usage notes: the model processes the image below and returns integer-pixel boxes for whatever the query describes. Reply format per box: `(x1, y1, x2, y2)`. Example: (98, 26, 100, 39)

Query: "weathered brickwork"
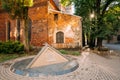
(0, 0, 82, 48)
(29, 0, 48, 46)
(30, 19, 48, 46)
(0, 12, 7, 41)
(48, 11, 82, 48)
(0, 0, 48, 46)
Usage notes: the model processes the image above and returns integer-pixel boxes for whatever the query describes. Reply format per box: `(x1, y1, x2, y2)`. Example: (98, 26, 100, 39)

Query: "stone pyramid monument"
(27, 43, 69, 68)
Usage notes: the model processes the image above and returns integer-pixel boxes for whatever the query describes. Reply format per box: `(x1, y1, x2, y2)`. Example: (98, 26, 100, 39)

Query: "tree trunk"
(23, 7, 30, 52)
(87, 33, 95, 48)
(23, 18, 30, 52)
(97, 37, 103, 48)
(89, 38, 95, 48)
(82, 31, 85, 46)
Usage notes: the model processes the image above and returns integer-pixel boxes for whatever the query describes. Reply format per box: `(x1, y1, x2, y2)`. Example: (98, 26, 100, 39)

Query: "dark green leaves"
(1, 0, 28, 19)
(60, 0, 72, 6)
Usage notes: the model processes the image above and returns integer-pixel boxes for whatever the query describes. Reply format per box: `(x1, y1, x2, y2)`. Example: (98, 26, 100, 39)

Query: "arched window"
(28, 18, 32, 41)
(56, 31, 64, 43)
(54, 14, 58, 21)
(16, 19, 20, 41)
(6, 20, 11, 41)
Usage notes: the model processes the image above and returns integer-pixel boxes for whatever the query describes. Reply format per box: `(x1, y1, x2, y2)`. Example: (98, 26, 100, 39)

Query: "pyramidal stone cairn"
(27, 43, 69, 68)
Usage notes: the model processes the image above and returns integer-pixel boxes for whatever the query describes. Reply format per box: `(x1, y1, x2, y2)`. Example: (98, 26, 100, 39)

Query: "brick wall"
(0, 12, 7, 41)
(29, 0, 48, 46)
(0, 0, 48, 46)
(0, 0, 82, 48)
(48, 11, 82, 48)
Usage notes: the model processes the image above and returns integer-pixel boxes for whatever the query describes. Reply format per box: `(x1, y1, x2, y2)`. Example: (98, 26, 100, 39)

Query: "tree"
(60, 0, 72, 6)
(95, 0, 120, 47)
(61, 0, 120, 48)
(1, 0, 33, 52)
(104, 3, 120, 43)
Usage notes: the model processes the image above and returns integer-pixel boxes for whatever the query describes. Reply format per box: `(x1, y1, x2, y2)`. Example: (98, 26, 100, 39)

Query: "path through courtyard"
(0, 53, 120, 80)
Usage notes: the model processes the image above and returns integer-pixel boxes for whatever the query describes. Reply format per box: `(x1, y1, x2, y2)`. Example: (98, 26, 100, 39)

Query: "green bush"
(0, 41, 3, 52)
(59, 49, 80, 56)
(59, 49, 68, 54)
(12, 41, 24, 53)
(71, 51, 80, 56)
(0, 41, 24, 54)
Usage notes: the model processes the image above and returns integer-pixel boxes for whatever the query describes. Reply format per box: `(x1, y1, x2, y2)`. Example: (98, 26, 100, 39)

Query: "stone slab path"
(0, 53, 120, 80)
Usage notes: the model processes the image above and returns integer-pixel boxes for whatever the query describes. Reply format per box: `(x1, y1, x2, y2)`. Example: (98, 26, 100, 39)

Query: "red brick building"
(0, 0, 82, 48)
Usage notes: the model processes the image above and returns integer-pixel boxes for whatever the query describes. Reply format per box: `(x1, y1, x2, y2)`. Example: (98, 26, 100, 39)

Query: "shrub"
(59, 49, 80, 56)
(59, 49, 67, 54)
(0, 41, 3, 52)
(0, 41, 24, 54)
(71, 51, 80, 56)
(12, 41, 24, 53)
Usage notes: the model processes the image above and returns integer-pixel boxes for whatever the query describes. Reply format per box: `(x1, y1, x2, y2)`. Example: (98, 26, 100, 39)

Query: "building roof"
(49, 9, 82, 19)
(49, 0, 60, 11)
(49, 0, 81, 19)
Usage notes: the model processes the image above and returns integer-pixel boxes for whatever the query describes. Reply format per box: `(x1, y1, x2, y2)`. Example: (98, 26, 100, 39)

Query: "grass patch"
(0, 53, 30, 63)
(0, 46, 39, 63)
(59, 49, 80, 56)
(0, 48, 80, 63)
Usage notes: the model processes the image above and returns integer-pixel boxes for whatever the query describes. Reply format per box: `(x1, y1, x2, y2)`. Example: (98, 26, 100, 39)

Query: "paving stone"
(0, 53, 120, 80)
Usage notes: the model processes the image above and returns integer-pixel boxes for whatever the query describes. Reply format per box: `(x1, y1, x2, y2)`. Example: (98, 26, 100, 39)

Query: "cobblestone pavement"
(0, 53, 120, 80)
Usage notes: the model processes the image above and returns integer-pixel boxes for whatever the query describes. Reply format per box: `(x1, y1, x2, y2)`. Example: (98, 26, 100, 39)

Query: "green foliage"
(59, 49, 67, 54)
(59, 49, 80, 56)
(1, 0, 22, 19)
(103, 3, 120, 39)
(1, 0, 33, 52)
(23, 0, 33, 7)
(0, 41, 24, 54)
(70, 51, 80, 56)
(71, 0, 120, 47)
(0, 53, 29, 63)
(0, 53, 19, 62)
(1, 0, 32, 19)
(60, 0, 72, 6)
(12, 41, 24, 53)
